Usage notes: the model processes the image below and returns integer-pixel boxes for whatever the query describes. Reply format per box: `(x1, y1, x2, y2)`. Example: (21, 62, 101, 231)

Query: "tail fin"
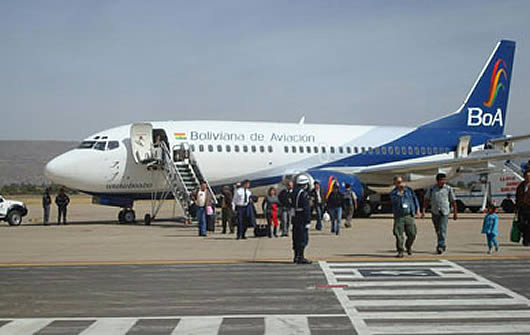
(421, 40, 515, 135)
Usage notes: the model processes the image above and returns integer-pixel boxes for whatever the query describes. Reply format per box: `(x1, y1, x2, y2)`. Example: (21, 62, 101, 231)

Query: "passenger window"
(375, 147, 380, 155)
(330, 147, 335, 154)
(361, 147, 366, 153)
(107, 141, 119, 150)
(217, 145, 223, 152)
(199, 144, 204, 152)
(446, 147, 450, 153)
(190, 144, 196, 152)
(284, 146, 289, 153)
(299, 146, 304, 153)
(306, 146, 311, 154)
(395, 146, 400, 155)
(388, 146, 394, 155)
(338, 147, 344, 154)
(421, 147, 426, 155)
(268, 146, 273, 153)
(401, 146, 406, 155)
(354, 147, 359, 154)
(414, 147, 420, 155)
(381, 147, 387, 155)
(243, 145, 248, 153)
(208, 145, 214, 152)
(440, 147, 444, 154)
(94, 141, 107, 151)
(368, 147, 373, 155)
(346, 147, 351, 154)
(321, 147, 326, 154)
(433, 147, 438, 154)
(408, 146, 413, 155)
(251, 145, 256, 153)
(226, 145, 231, 152)
(234, 145, 240, 153)
(292, 146, 297, 153)
(427, 147, 432, 154)
(314, 146, 319, 153)
(260, 146, 265, 153)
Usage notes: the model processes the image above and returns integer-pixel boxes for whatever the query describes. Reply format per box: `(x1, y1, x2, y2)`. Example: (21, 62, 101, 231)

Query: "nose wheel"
(118, 209, 136, 224)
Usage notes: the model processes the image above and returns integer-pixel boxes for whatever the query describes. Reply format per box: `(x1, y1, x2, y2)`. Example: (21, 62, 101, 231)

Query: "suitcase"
(207, 214, 216, 232)
(254, 223, 269, 237)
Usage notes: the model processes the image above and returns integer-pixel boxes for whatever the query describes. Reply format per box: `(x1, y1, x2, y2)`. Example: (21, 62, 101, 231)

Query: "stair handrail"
(188, 152, 217, 204)
(504, 160, 524, 181)
(159, 142, 192, 206)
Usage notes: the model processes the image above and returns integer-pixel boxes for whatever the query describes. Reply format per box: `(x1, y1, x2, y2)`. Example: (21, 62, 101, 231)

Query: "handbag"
(510, 215, 521, 243)
(206, 206, 214, 216)
(322, 211, 331, 222)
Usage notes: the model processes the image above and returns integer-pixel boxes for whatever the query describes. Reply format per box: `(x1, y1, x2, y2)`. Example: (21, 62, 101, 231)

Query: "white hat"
(296, 175, 310, 185)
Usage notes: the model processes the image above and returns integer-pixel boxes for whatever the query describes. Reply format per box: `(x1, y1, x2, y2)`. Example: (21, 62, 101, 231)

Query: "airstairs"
(130, 123, 216, 225)
(504, 160, 524, 181)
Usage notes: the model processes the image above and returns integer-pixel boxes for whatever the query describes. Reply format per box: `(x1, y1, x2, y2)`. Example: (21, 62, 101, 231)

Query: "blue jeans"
(196, 207, 207, 236)
(330, 207, 342, 235)
(486, 233, 498, 250)
(432, 214, 448, 250)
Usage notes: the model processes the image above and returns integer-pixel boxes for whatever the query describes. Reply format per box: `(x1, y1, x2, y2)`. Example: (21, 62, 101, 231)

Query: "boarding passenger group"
(41, 169, 530, 261)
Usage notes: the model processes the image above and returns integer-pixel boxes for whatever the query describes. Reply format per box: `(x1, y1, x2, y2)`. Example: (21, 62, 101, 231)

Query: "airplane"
(45, 39, 530, 224)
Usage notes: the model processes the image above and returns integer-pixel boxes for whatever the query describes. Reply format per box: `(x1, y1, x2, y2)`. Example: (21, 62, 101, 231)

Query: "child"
(481, 204, 499, 254)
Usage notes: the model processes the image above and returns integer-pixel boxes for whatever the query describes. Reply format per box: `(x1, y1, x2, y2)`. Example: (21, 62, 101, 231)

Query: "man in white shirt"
(192, 181, 210, 237)
(232, 179, 251, 240)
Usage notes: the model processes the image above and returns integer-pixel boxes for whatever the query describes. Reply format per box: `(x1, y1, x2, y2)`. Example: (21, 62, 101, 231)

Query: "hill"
(0, 141, 77, 187)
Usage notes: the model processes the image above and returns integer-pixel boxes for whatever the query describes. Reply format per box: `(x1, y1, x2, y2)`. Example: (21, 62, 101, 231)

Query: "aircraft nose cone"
(44, 152, 77, 187)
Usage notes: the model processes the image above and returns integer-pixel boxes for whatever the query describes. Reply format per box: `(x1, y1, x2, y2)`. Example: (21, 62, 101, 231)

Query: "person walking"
(292, 175, 312, 264)
(343, 183, 358, 228)
(482, 204, 499, 254)
(515, 170, 530, 246)
(191, 181, 211, 237)
(232, 180, 252, 240)
(219, 186, 234, 234)
(310, 181, 324, 230)
(327, 184, 344, 235)
(279, 180, 294, 237)
(262, 187, 280, 238)
(42, 187, 52, 226)
(422, 173, 457, 254)
(55, 188, 70, 225)
(390, 176, 419, 258)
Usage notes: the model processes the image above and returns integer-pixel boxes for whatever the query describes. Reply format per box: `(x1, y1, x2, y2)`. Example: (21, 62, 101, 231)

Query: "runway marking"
(321, 260, 530, 335)
(0, 319, 52, 335)
(264, 315, 310, 335)
(170, 317, 222, 335)
(78, 319, 137, 335)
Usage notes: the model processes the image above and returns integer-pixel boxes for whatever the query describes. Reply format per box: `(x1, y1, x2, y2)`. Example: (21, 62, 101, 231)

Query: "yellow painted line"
(1, 255, 530, 267)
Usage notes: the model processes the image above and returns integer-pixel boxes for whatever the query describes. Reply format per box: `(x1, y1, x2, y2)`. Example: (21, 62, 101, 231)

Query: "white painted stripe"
(359, 310, 530, 319)
(319, 261, 372, 335)
(347, 298, 522, 307)
(345, 288, 501, 296)
(79, 319, 136, 335)
(171, 317, 222, 335)
(328, 262, 445, 267)
(369, 323, 530, 334)
(264, 315, 310, 335)
(0, 319, 52, 335)
(342, 281, 487, 287)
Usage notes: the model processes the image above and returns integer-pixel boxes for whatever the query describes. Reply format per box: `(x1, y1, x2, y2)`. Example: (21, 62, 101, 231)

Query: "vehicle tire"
(118, 210, 125, 223)
(501, 199, 515, 213)
(144, 214, 152, 225)
(456, 200, 467, 213)
(359, 202, 372, 218)
(123, 209, 136, 224)
(469, 206, 481, 213)
(7, 210, 22, 226)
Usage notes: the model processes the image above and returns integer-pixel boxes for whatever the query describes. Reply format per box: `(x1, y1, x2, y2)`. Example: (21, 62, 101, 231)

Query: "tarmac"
(1, 195, 530, 334)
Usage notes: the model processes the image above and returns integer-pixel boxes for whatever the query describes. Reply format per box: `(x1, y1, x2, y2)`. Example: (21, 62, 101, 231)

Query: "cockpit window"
(94, 141, 107, 151)
(107, 141, 119, 150)
(78, 141, 96, 149)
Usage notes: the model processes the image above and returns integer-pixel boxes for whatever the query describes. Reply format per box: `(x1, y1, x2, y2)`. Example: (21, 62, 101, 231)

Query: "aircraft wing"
(325, 150, 530, 179)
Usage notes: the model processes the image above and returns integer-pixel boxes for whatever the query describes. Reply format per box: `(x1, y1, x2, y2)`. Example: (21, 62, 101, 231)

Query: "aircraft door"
(130, 123, 154, 164)
(173, 143, 190, 163)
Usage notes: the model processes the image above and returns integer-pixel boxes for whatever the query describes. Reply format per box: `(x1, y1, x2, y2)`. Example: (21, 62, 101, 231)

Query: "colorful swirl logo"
(326, 175, 338, 199)
(483, 59, 508, 107)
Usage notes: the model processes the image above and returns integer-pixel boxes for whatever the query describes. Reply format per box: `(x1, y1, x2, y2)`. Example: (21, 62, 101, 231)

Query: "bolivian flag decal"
(174, 132, 187, 140)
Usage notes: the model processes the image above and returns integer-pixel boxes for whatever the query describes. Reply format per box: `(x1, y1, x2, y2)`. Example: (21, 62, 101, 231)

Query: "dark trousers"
(57, 206, 67, 224)
(43, 205, 50, 225)
(313, 205, 323, 230)
(292, 215, 309, 250)
(222, 207, 234, 233)
(519, 208, 530, 246)
(237, 206, 248, 239)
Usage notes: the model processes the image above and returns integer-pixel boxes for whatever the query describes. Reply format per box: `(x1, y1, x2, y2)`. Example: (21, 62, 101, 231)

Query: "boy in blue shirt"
(482, 204, 499, 254)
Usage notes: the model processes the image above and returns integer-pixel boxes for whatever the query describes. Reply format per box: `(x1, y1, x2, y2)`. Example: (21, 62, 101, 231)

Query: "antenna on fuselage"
(298, 116, 305, 125)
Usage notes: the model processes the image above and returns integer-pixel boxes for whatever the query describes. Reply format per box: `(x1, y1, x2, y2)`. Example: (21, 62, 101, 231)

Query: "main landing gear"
(118, 208, 136, 224)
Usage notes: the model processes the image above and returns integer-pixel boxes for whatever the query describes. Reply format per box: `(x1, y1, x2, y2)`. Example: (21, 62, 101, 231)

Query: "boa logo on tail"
(483, 58, 508, 108)
(326, 175, 338, 199)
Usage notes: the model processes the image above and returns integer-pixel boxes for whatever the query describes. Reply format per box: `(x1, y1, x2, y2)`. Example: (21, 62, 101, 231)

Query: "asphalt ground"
(0, 260, 530, 334)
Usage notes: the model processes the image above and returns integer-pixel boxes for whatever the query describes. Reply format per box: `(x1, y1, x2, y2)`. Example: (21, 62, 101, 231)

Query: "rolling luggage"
(254, 223, 269, 237)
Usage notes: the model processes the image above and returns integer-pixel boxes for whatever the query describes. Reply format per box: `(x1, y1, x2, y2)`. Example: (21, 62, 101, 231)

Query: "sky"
(1, 0, 529, 141)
